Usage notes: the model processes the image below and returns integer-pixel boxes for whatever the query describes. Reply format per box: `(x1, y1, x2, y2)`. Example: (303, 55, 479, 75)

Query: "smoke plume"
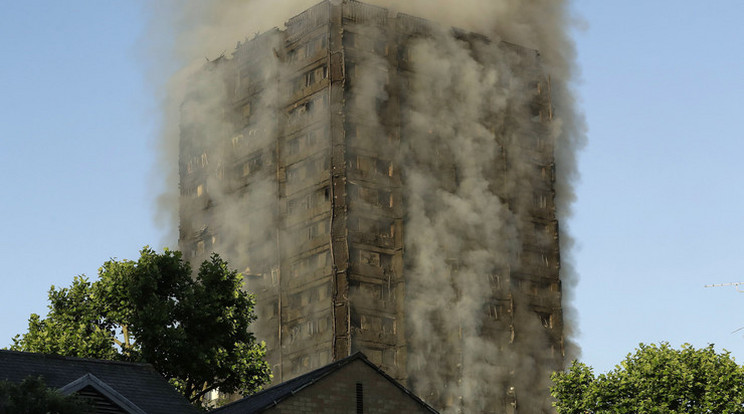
(147, 0, 584, 412)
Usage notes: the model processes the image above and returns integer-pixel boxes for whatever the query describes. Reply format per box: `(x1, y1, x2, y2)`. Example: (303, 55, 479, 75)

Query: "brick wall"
(265, 359, 434, 414)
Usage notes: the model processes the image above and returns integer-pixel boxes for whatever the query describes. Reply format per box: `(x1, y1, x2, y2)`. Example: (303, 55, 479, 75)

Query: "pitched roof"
(0, 350, 200, 414)
(59, 373, 147, 414)
(212, 352, 439, 414)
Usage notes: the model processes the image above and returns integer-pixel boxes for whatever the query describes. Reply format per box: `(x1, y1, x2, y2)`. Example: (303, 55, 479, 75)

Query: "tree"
(551, 342, 744, 414)
(11, 247, 271, 406)
(0, 376, 92, 413)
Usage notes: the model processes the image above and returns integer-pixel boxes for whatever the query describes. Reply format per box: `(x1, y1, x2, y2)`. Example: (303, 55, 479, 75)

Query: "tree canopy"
(551, 342, 744, 414)
(10, 247, 271, 405)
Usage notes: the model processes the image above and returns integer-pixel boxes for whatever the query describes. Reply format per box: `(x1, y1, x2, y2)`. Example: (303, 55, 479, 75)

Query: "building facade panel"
(179, 1, 564, 412)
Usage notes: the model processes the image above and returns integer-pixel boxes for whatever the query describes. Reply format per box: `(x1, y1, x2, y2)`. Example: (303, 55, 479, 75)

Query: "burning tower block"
(179, 1, 564, 412)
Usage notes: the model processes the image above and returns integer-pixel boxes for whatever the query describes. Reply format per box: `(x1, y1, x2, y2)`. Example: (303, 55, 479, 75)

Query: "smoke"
(396, 24, 583, 411)
(146, 0, 584, 412)
(145, 0, 315, 244)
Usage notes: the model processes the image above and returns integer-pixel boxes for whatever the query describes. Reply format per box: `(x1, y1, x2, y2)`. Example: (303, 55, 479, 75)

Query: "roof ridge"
(0, 350, 154, 369)
(354, 354, 439, 413)
(213, 352, 367, 412)
(59, 373, 147, 414)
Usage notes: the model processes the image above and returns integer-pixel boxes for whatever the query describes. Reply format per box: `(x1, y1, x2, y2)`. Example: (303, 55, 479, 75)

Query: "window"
(287, 198, 298, 215)
(305, 130, 317, 148)
(382, 349, 396, 367)
(535, 193, 549, 209)
(318, 285, 330, 301)
(287, 100, 314, 123)
(318, 65, 328, 81)
(374, 39, 388, 55)
(287, 164, 301, 183)
(307, 221, 330, 240)
(287, 137, 300, 155)
(380, 253, 392, 272)
(231, 134, 243, 149)
(294, 35, 327, 60)
(350, 280, 383, 302)
(488, 304, 502, 320)
(399, 45, 410, 61)
(344, 32, 357, 48)
(287, 47, 302, 62)
(305, 70, 315, 87)
(360, 250, 380, 266)
(356, 155, 372, 173)
(271, 267, 279, 285)
(319, 250, 331, 267)
(360, 315, 374, 331)
(303, 65, 328, 88)
(380, 190, 393, 208)
(313, 92, 329, 110)
(366, 349, 383, 366)
(379, 159, 393, 177)
(382, 318, 396, 334)
(289, 250, 331, 279)
(304, 40, 317, 57)
(488, 273, 500, 289)
(522, 281, 538, 296)
(356, 383, 363, 414)
(537, 312, 553, 328)
(265, 301, 278, 317)
(349, 217, 394, 237)
(244, 153, 263, 176)
(301, 291, 310, 306)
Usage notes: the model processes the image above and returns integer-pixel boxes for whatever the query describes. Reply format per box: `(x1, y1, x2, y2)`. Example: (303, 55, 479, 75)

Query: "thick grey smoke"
(148, 0, 584, 412)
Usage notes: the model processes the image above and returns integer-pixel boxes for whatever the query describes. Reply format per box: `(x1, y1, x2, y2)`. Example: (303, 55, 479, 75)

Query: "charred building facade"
(179, 1, 564, 413)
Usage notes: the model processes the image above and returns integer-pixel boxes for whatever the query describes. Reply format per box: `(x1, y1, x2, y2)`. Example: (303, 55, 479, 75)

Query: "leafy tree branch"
(10, 247, 271, 406)
(551, 342, 744, 414)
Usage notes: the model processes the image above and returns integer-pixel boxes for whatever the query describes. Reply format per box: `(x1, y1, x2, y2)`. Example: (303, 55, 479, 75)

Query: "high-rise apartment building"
(179, 1, 564, 412)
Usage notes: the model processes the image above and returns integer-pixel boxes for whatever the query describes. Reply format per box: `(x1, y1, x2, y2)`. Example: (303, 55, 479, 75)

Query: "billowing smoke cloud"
(147, 0, 584, 412)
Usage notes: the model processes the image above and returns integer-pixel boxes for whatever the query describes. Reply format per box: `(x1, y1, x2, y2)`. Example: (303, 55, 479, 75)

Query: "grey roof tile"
(0, 350, 200, 414)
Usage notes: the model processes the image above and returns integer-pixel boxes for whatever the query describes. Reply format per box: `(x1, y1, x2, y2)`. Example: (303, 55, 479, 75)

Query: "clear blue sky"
(2, 1, 743, 374)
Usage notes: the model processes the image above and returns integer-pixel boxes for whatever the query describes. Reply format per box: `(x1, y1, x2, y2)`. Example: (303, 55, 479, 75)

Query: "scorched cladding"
(178, 1, 564, 413)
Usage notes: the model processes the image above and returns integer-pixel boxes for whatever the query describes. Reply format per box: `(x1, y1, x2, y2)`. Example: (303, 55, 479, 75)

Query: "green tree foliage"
(0, 376, 92, 413)
(551, 342, 744, 414)
(11, 248, 271, 405)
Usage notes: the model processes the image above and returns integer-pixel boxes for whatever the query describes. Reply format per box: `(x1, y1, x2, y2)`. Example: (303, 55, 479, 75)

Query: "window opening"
(356, 383, 364, 414)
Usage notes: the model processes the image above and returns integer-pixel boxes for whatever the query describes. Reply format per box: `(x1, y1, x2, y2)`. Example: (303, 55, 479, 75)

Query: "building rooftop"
(0, 350, 199, 414)
(212, 352, 439, 414)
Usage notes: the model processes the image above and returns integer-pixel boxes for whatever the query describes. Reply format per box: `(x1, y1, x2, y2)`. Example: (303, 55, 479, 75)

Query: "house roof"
(212, 352, 439, 414)
(59, 373, 147, 414)
(0, 350, 200, 414)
